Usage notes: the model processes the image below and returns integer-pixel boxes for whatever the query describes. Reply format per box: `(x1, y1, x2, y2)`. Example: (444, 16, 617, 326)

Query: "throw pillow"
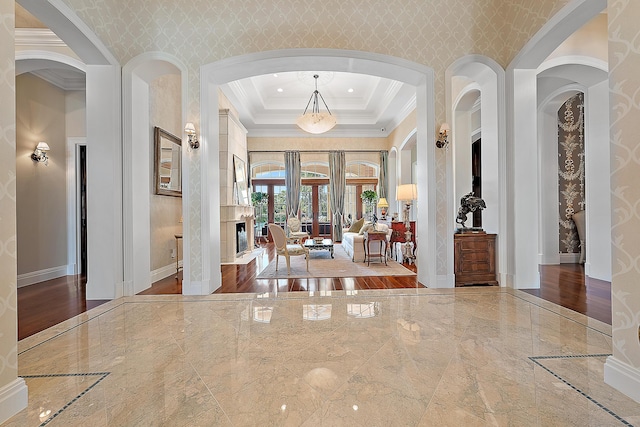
(348, 217, 364, 233)
(375, 223, 389, 234)
(359, 222, 373, 235)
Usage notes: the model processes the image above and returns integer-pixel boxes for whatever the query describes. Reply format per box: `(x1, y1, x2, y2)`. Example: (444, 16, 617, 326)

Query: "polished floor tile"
(5, 288, 638, 426)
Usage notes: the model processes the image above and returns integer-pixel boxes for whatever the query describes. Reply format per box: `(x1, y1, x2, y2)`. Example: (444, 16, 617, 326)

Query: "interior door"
(472, 139, 482, 228)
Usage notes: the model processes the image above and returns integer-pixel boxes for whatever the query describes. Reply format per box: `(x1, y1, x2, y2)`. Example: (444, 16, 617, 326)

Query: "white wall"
(15, 74, 69, 285)
(149, 74, 182, 275)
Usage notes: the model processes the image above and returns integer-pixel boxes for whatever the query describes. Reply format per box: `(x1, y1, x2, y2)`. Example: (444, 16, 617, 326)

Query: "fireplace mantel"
(220, 204, 255, 262)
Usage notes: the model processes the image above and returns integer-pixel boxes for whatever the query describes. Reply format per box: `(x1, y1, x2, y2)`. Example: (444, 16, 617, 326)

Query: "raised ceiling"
(220, 71, 416, 138)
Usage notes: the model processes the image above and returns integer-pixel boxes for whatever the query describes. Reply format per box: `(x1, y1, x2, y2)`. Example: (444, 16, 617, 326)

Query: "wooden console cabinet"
(390, 221, 416, 254)
(454, 232, 498, 286)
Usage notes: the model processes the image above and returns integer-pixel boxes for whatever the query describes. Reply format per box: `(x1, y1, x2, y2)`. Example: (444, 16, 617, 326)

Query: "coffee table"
(304, 238, 334, 258)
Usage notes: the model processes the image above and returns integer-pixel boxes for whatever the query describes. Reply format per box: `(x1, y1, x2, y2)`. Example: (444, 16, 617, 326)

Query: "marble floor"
(6, 287, 639, 426)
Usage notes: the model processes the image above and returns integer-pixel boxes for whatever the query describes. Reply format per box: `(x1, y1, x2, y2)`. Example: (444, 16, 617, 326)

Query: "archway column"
(507, 68, 540, 289)
(85, 64, 124, 299)
(180, 77, 222, 295)
(415, 79, 438, 288)
(584, 80, 611, 281)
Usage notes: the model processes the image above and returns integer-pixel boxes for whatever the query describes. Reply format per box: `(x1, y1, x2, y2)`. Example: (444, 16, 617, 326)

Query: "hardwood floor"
(17, 275, 109, 340)
(17, 246, 611, 340)
(139, 243, 421, 295)
(522, 264, 612, 324)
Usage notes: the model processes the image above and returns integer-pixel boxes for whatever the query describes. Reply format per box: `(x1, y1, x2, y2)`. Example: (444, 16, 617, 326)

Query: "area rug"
(256, 244, 416, 279)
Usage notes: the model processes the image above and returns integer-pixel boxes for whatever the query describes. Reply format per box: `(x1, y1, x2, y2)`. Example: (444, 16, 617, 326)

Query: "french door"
(253, 179, 330, 239)
(300, 181, 330, 237)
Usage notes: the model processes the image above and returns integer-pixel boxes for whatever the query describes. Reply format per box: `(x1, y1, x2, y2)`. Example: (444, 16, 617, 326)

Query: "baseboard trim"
(17, 265, 68, 288)
(0, 378, 28, 424)
(182, 278, 220, 295)
(500, 273, 514, 288)
(604, 356, 640, 403)
(151, 262, 182, 284)
(66, 263, 78, 275)
(435, 274, 455, 288)
(559, 253, 580, 264)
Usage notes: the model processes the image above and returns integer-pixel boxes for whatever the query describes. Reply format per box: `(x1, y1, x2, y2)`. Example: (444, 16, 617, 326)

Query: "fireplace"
(236, 222, 248, 256)
(220, 205, 254, 263)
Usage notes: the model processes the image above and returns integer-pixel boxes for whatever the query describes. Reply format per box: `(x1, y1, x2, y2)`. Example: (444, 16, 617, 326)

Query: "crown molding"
(30, 69, 86, 91)
(383, 94, 416, 133)
(15, 28, 67, 47)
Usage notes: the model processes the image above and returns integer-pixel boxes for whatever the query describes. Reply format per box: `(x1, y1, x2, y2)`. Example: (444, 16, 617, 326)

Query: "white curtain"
(284, 151, 301, 218)
(329, 151, 346, 241)
(378, 150, 388, 199)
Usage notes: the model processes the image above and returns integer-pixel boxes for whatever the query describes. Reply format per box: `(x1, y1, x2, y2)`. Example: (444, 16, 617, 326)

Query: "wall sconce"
(436, 123, 450, 149)
(184, 122, 199, 149)
(31, 142, 50, 164)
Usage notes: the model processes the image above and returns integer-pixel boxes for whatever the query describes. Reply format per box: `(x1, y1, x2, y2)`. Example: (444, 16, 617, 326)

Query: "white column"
(182, 77, 221, 295)
(415, 77, 438, 288)
(584, 80, 611, 281)
(85, 65, 124, 299)
(509, 69, 540, 289)
(123, 74, 152, 295)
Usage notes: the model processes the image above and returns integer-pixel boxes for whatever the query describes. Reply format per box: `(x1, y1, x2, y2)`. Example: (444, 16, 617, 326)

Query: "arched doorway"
(187, 49, 437, 293)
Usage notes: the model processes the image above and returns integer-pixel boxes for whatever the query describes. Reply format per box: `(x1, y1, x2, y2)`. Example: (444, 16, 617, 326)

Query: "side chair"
(268, 223, 309, 274)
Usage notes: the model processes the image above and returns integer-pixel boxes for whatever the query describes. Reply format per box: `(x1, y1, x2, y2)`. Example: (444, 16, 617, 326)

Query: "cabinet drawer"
(461, 252, 490, 263)
(454, 233, 498, 286)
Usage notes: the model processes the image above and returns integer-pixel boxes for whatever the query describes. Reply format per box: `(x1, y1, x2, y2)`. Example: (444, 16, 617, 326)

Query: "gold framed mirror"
(154, 126, 182, 197)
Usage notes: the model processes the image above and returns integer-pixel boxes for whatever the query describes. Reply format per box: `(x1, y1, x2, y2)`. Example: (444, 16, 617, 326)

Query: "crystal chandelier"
(296, 74, 336, 134)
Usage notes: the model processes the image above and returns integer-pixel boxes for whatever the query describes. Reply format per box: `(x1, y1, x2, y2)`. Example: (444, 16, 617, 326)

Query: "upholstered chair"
(286, 216, 309, 243)
(268, 223, 309, 274)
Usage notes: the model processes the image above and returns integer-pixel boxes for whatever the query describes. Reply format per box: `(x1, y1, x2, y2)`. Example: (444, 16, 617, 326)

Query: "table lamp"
(378, 197, 389, 219)
(396, 184, 417, 241)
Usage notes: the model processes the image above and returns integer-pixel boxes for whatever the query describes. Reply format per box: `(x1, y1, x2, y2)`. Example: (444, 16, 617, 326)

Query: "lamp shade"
(296, 112, 336, 134)
(184, 122, 196, 134)
(439, 123, 450, 133)
(396, 184, 417, 201)
(36, 142, 50, 151)
(377, 197, 389, 208)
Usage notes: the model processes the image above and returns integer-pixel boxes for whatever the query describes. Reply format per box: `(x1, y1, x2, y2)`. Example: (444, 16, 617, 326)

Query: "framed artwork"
(233, 155, 250, 205)
(154, 126, 182, 197)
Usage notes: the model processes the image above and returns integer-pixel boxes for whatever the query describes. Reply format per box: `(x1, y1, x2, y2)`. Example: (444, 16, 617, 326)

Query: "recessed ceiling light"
(348, 88, 354, 93)
(277, 88, 283, 93)
(273, 74, 278, 78)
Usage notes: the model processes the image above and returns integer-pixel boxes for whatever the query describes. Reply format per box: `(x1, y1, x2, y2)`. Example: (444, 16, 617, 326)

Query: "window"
(273, 185, 287, 224)
(252, 162, 285, 179)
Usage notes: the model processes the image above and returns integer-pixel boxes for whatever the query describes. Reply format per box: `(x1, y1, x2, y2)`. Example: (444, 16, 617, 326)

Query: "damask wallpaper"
(609, 0, 640, 370)
(558, 93, 585, 254)
(56, 0, 572, 280)
(0, 0, 18, 398)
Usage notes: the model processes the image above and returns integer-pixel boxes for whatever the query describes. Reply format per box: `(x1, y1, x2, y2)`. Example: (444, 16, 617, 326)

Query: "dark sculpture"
(456, 192, 486, 228)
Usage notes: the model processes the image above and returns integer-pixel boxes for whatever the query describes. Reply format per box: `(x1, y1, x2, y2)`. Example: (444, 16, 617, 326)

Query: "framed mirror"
(154, 126, 182, 197)
(233, 155, 250, 205)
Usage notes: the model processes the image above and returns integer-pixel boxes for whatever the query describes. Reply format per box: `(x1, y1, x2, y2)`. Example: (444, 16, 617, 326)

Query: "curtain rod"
(248, 150, 385, 154)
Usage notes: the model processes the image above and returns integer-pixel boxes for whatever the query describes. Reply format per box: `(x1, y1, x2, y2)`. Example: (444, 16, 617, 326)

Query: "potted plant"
(251, 192, 269, 237)
(360, 190, 377, 220)
(251, 191, 268, 206)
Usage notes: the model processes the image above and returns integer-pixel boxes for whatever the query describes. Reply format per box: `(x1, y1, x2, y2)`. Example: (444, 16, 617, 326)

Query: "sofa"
(341, 221, 392, 262)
